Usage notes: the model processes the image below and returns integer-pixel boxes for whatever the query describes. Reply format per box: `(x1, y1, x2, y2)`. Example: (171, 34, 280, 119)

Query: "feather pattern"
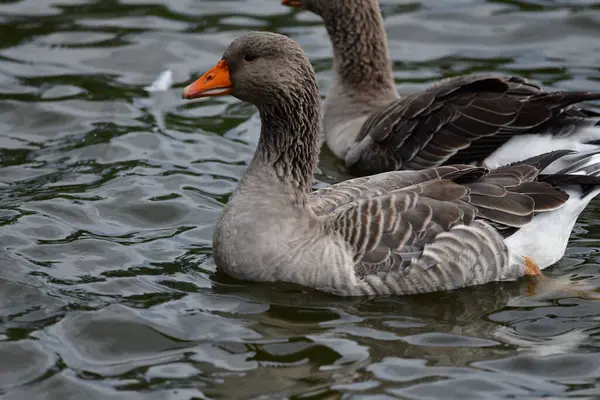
(305, 150, 600, 296)
(346, 75, 600, 176)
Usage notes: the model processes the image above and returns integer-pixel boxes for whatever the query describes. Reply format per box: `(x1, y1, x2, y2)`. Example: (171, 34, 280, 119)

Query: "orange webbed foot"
(524, 256, 542, 296)
(521, 257, 600, 299)
(524, 256, 541, 277)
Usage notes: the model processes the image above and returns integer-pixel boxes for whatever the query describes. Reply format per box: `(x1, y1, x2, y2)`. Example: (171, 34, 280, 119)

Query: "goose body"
(183, 32, 600, 297)
(282, 0, 600, 177)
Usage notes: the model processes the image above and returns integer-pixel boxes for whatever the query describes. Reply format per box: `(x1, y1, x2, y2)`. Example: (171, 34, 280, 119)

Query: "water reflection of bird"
(211, 269, 598, 361)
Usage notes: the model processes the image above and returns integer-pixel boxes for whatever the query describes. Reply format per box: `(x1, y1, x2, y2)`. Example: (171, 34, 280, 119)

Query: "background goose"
(282, 0, 600, 177)
(182, 31, 600, 297)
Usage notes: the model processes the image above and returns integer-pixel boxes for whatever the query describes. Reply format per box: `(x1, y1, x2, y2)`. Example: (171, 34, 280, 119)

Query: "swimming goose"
(182, 31, 600, 297)
(282, 0, 600, 176)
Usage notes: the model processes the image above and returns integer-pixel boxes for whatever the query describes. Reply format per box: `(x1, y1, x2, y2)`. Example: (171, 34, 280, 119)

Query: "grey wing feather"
(347, 74, 600, 176)
(310, 164, 478, 215)
(322, 159, 571, 295)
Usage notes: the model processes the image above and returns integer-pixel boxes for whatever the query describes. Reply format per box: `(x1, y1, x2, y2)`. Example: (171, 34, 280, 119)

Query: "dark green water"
(2, 0, 600, 398)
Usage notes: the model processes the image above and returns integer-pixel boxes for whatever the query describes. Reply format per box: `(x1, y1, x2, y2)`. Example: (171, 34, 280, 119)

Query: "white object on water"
(145, 69, 173, 92)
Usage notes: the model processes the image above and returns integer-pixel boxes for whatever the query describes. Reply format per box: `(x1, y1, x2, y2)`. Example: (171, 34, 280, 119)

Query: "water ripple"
(1, 0, 600, 398)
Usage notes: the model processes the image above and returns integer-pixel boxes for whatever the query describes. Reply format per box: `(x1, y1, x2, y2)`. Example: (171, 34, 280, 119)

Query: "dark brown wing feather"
(347, 75, 600, 176)
(320, 151, 582, 278)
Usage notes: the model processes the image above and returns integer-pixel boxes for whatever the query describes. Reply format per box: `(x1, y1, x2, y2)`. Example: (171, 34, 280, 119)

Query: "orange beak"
(281, 0, 303, 8)
(182, 59, 232, 99)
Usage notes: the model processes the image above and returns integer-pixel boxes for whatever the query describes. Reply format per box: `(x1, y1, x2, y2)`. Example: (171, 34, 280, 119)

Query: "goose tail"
(504, 150, 600, 270)
(484, 116, 600, 173)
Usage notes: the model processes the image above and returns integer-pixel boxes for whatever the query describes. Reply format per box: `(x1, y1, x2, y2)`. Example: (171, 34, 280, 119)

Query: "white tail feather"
(505, 149, 600, 269)
(483, 124, 600, 173)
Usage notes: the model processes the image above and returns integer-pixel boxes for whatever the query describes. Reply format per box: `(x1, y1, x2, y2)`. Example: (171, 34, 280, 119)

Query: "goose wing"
(318, 151, 572, 295)
(347, 75, 600, 176)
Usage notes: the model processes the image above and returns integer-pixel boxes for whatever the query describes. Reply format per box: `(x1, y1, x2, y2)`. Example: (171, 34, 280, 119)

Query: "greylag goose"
(182, 31, 600, 297)
(282, 0, 600, 177)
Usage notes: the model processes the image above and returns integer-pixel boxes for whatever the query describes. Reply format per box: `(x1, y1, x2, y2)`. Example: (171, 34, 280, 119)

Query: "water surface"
(2, 0, 600, 398)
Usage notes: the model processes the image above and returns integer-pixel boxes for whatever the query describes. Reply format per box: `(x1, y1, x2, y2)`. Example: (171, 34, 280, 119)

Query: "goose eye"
(243, 54, 257, 62)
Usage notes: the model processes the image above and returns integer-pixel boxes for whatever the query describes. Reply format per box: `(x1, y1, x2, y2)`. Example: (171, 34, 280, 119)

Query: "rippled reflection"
(1, 0, 600, 398)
